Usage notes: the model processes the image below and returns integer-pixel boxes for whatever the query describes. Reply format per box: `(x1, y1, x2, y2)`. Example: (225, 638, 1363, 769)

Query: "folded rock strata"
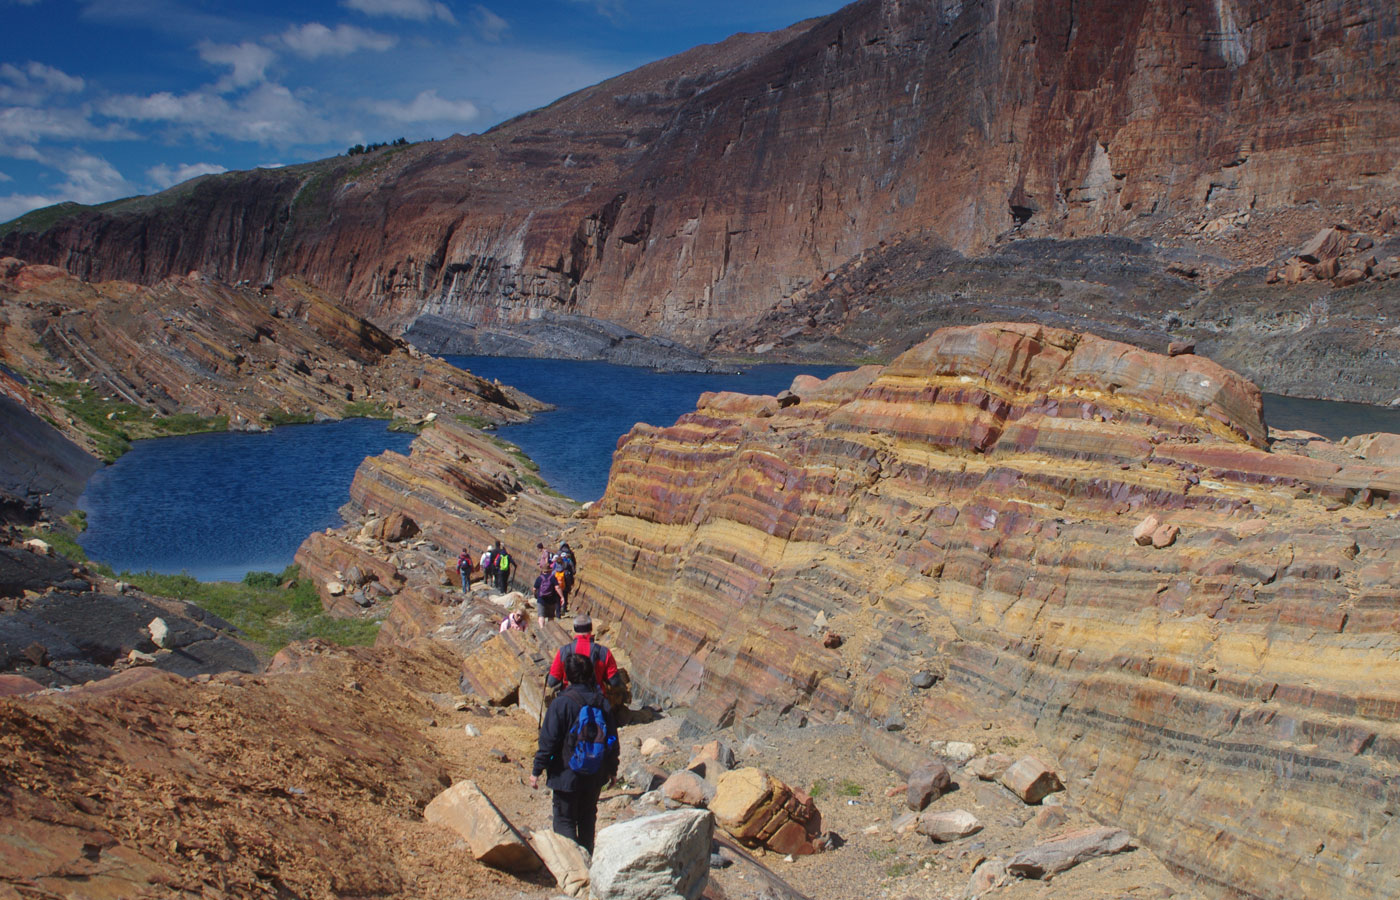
(578, 322, 1400, 900)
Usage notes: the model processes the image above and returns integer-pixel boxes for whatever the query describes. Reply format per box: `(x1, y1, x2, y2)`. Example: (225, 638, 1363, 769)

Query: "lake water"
(444, 357, 847, 502)
(78, 419, 415, 582)
(73, 359, 1400, 582)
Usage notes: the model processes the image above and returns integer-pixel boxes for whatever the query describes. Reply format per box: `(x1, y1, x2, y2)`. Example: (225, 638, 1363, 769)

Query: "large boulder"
(917, 808, 982, 842)
(906, 761, 952, 811)
(423, 780, 540, 872)
(998, 756, 1064, 804)
(661, 770, 714, 808)
(590, 809, 712, 900)
(710, 767, 824, 856)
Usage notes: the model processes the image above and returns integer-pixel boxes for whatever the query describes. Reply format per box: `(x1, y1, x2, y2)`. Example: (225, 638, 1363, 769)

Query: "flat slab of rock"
(423, 780, 540, 872)
(998, 756, 1064, 804)
(661, 770, 714, 808)
(591, 809, 712, 900)
(965, 753, 1014, 782)
(1007, 826, 1134, 879)
(530, 830, 590, 898)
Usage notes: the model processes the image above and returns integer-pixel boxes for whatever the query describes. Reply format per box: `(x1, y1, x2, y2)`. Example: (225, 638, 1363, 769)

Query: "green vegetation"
(455, 413, 493, 430)
(61, 509, 88, 533)
(346, 137, 409, 156)
(387, 418, 426, 434)
(884, 861, 913, 878)
(343, 400, 393, 419)
(21, 524, 111, 576)
(1000, 735, 1024, 749)
(36, 380, 228, 462)
(262, 407, 315, 427)
(837, 779, 864, 797)
(123, 565, 380, 653)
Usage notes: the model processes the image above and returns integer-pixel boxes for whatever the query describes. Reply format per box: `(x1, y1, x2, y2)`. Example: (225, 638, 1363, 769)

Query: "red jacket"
(547, 635, 621, 689)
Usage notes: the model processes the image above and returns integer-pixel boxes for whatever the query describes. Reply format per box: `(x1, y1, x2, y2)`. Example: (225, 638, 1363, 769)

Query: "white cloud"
(372, 89, 478, 123)
(0, 143, 43, 162)
(568, 0, 624, 20)
(0, 172, 12, 183)
(147, 161, 227, 189)
(101, 82, 337, 146)
(470, 5, 507, 42)
(198, 40, 276, 91)
(0, 61, 86, 104)
(281, 22, 397, 58)
(343, 0, 455, 24)
(0, 105, 129, 143)
(0, 148, 131, 222)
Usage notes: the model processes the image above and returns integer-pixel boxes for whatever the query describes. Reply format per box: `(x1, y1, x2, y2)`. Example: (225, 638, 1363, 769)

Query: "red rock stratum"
(3, 0, 1396, 349)
(578, 322, 1400, 900)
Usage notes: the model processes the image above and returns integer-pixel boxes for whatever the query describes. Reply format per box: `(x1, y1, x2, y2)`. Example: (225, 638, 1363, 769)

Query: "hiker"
(479, 542, 497, 577)
(530, 650, 619, 853)
(534, 568, 562, 627)
(499, 606, 528, 633)
(494, 544, 513, 593)
(547, 615, 622, 691)
(556, 542, 577, 610)
(537, 542, 552, 574)
(456, 548, 474, 592)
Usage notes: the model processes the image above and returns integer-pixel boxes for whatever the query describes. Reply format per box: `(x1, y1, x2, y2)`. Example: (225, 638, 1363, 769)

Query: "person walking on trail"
(480, 542, 497, 577)
(534, 568, 562, 627)
(547, 615, 622, 691)
(530, 651, 619, 853)
(537, 542, 552, 574)
(493, 545, 513, 593)
(556, 542, 577, 611)
(456, 548, 474, 593)
(499, 606, 528, 633)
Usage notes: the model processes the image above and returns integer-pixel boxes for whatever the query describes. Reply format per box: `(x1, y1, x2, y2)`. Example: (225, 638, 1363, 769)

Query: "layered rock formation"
(0, 259, 542, 461)
(3, 1, 1396, 364)
(577, 323, 1400, 900)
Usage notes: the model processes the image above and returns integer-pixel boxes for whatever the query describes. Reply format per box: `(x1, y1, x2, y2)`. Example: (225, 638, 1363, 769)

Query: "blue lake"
(444, 357, 848, 502)
(73, 358, 1400, 583)
(78, 418, 415, 582)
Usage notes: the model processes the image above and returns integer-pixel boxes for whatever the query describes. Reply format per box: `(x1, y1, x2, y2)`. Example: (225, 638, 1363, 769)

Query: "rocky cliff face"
(577, 323, 1399, 900)
(3, 1, 1396, 356)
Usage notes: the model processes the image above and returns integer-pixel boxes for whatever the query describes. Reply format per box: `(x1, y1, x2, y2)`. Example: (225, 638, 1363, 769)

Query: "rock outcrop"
(3, 2, 1395, 365)
(577, 322, 1400, 900)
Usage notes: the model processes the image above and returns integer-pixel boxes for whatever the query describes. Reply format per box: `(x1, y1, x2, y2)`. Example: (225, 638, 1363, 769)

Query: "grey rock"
(910, 670, 937, 689)
(907, 762, 952, 811)
(591, 809, 713, 900)
(1007, 826, 1134, 879)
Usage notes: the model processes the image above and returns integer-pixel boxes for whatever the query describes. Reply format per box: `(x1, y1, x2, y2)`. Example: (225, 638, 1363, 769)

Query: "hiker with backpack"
(480, 542, 497, 577)
(493, 544, 513, 593)
(530, 650, 619, 852)
(546, 615, 622, 691)
(534, 568, 562, 627)
(556, 542, 576, 611)
(456, 548, 474, 593)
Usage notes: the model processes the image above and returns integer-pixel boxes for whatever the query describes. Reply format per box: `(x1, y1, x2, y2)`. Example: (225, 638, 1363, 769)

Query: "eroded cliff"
(3, 1, 1396, 358)
(577, 323, 1399, 900)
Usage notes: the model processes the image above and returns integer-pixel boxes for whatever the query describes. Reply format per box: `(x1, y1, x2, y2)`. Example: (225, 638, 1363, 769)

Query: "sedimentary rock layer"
(3, 1, 1396, 350)
(578, 322, 1400, 900)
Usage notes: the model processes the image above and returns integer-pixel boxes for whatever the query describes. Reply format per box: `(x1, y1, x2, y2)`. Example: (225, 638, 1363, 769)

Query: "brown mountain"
(3, 0, 1398, 358)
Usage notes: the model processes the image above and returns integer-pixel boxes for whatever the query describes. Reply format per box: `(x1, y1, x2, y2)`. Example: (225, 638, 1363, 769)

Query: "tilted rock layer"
(578, 323, 1399, 900)
(2, 1, 1396, 350)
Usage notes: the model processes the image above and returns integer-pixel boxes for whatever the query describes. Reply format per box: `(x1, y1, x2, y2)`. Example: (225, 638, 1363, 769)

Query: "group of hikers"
(457, 538, 618, 852)
(456, 540, 577, 628)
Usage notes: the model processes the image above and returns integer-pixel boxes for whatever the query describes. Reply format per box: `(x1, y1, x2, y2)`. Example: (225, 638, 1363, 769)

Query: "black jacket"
(532, 683, 620, 792)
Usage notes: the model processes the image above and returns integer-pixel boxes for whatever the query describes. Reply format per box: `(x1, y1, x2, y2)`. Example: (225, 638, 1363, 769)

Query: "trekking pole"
(537, 669, 548, 730)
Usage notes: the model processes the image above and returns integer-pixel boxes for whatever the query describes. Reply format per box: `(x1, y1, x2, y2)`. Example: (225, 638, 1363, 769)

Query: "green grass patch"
(61, 509, 88, 533)
(884, 861, 913, 878)
(122, 565, 379, 654)
(387, 418, 425, 434)
(343, 400, 393, 419)
(455, 413, 493, 429)
(35, 380, 227, 462)
(837, 779, 864, 797)
(262, 407, 315, 427)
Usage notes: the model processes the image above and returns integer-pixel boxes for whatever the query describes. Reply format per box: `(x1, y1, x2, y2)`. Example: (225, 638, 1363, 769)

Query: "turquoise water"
(72, 361, 1400, 583)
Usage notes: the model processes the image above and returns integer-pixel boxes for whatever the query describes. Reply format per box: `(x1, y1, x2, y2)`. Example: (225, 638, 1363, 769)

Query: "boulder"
(917, 808, 982, 842)
(999, 757, 1065, 804)
(590, 809, 712, 900)
(530, 830, 591, 898)
(423, 780, 540, 872)
(1313, 257, 1340, 279)
(21, 538, 51, 556)
(1335, 268, 1367, 287)
(147, 617, 171, 649)
(1133, 515, 1160, 546)
(1150, 523, 1180, 548)
(1167, 341, 1195, 357)
(906, 761, 952, 811)
(910, 670, 938, 689)
(0, 673, 44, 696)
(688, 739, 736, 774)
(375, 512, 419, 543)
(640, 737, 667, 757)
(965, 753, 1014, 782)
(711, 767, 824, 856)
(932, 740, 978, 765)
(1299, 226, 1346, 263)
(1006, 826, 1134, 879)
(624, 761, 668, 792)
(963, 858, 1008, 899)
(661, 770, 714, 808)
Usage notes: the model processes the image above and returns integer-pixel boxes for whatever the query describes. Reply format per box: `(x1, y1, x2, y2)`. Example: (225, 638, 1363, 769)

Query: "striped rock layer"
(578, 322, 1399, 900)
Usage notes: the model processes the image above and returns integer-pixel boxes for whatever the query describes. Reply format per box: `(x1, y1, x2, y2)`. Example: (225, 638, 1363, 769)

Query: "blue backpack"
(566, 704, 614, 775)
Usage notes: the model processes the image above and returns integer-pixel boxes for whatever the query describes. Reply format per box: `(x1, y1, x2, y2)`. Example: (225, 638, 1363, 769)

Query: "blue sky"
(0, 0, 845, 223)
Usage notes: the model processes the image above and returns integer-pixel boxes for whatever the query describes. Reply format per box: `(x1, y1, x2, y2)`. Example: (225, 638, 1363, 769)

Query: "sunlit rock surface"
(579, 322, 1400, 900)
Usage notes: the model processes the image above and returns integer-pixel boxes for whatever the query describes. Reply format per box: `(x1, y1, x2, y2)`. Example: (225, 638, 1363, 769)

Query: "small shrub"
(837, 779, 864, 797)
(809, 779, 827, 798)
(884, 861, 913, 878)
(262, 407, 314, 427)
(61, 509, 88, 533)
(454, 413, 492, 429)
(342, 400, 392, 419)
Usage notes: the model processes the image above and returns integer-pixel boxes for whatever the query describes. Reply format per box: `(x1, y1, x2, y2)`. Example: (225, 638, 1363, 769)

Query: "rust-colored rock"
(998, 757, 1065, 805)
(710, 767, 823, 856)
